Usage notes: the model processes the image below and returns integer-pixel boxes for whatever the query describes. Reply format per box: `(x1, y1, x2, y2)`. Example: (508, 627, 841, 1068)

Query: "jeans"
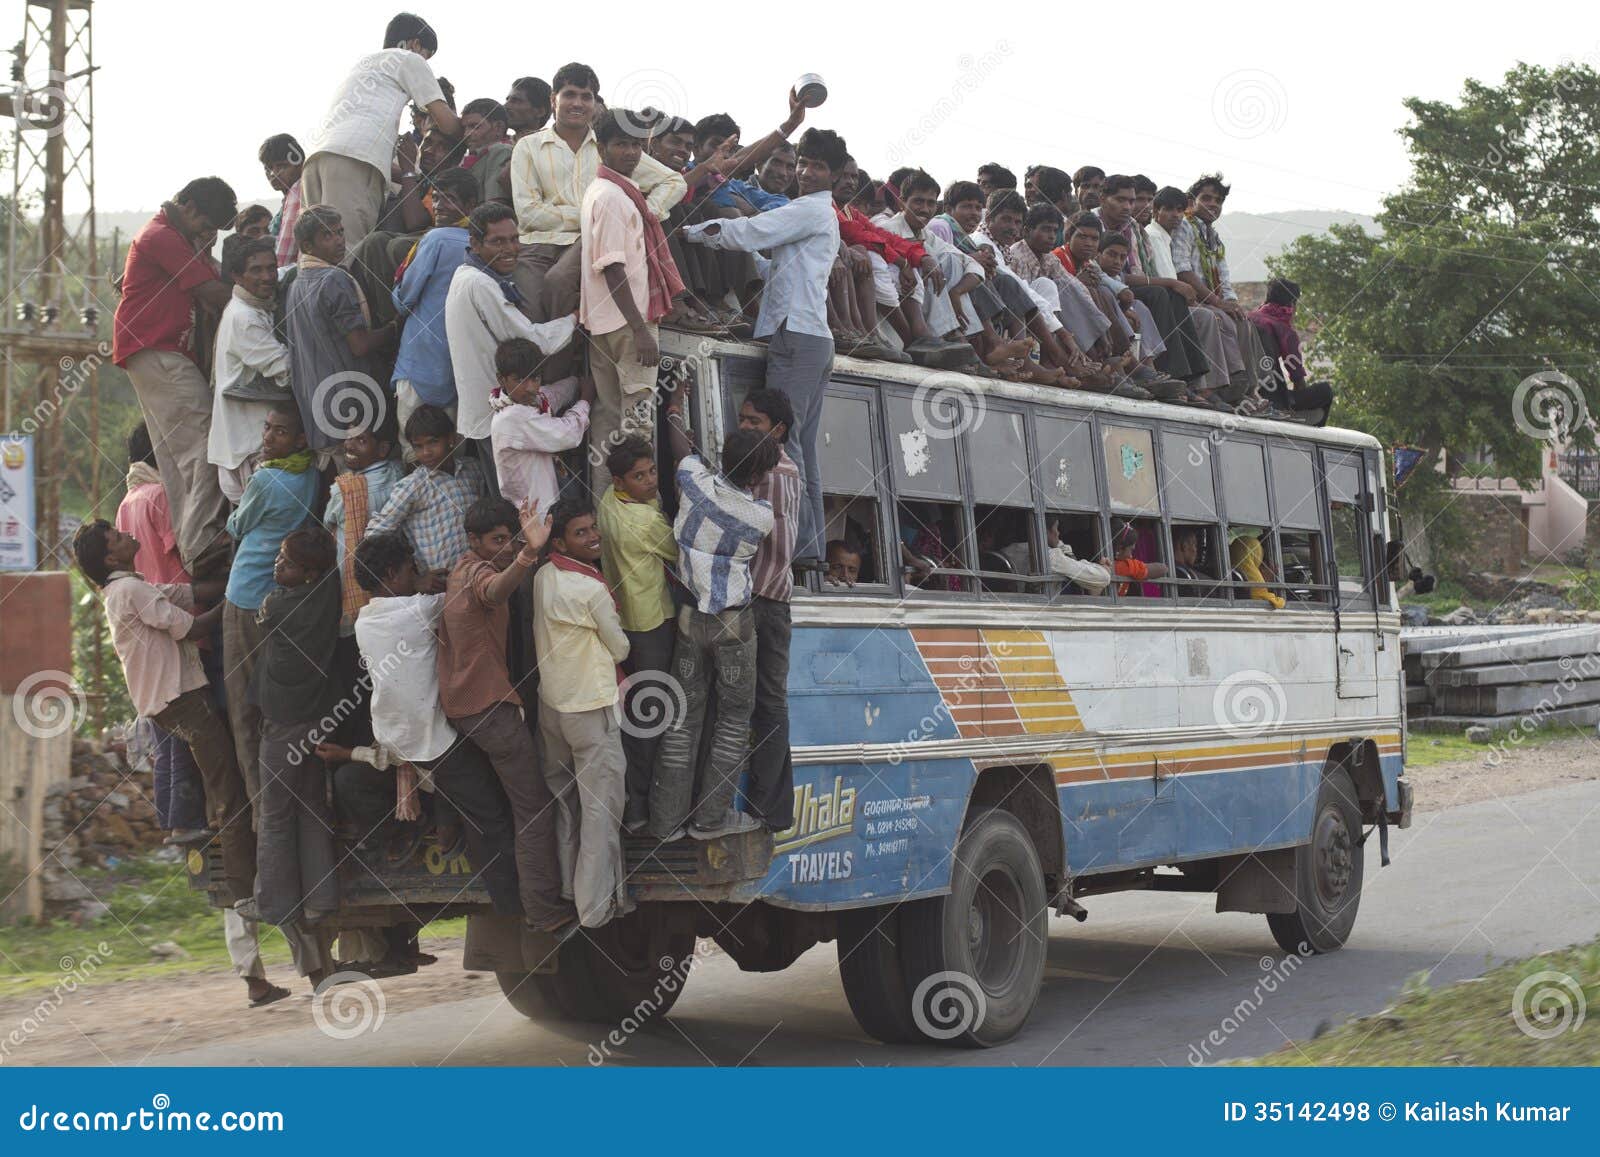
(648, 604, 757, 837)
(764, 324, 834, 561)
(620, 619, 677, 826)
(745, 597, 794, 831)
(144, 719, 206, 830)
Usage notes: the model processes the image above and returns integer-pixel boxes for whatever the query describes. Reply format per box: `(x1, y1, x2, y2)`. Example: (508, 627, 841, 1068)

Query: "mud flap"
(463, 912, 562, 974)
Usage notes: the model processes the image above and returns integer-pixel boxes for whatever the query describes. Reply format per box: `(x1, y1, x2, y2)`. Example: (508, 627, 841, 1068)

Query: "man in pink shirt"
(72, 519, 255, 912)
(579, 109, 686, 494)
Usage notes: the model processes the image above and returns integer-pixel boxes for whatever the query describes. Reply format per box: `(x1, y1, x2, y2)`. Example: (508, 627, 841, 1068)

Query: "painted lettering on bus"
(773, 775, 857, 853)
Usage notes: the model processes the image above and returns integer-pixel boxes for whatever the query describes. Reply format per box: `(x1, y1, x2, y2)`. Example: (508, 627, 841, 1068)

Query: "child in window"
(1106, 521, 1168, 596)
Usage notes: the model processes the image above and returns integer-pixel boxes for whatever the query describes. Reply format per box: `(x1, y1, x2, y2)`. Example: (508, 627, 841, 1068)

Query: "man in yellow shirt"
(595, 437, 679, 832)
(533, 497, 633, 928)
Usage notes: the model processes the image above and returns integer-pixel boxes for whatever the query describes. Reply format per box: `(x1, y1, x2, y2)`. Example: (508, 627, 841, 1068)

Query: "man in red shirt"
(113, 177, 238, 579)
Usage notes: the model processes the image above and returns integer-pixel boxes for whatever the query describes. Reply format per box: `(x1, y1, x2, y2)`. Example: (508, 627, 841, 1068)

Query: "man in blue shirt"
(391, 168, 480, 450)
(683, 127, 848, 564)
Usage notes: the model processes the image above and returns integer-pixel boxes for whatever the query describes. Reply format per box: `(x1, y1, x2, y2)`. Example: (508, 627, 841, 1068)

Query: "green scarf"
(262, 448, 314, 473)
(934, 212, 978, 255)
(1187, 213, 1224, 290)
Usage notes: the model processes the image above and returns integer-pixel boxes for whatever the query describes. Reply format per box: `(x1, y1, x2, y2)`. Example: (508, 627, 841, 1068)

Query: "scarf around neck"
(125, 460, 162, 493)
(298, 253, 371, 325)
(596, 164, 686, 323)
(934, 213, 978, 255)
(464, 250, 525, 305)
(262, 448, 314, 473)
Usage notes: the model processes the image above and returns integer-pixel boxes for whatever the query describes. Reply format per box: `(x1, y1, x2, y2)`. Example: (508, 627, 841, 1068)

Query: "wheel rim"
(1311, 803, 1354, 911)
(968, 863, 1027, 994)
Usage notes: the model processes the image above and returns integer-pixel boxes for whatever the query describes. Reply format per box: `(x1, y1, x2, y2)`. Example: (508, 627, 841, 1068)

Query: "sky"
(71, 1, 1600, 217)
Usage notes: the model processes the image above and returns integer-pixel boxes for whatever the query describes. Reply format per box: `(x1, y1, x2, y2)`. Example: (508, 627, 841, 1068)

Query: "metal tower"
(1, 0, 102, 566)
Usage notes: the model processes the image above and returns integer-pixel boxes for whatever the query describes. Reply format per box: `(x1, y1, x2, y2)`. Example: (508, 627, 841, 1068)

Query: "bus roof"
(660, 328, 1383, 455)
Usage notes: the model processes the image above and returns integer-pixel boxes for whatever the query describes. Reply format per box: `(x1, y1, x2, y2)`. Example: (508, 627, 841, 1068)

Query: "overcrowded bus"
(190, 325, 1412, 1047)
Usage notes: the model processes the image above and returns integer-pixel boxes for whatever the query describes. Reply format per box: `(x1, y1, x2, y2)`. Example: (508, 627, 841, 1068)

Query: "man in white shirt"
(1145, 186, 1232, 396)
(873, 170, 985, 347)
(209, 236, 290, 502)
(445, 202, 578, 491)
(509, 61, 686, 352)
(302, 14, 460, 254)
(337, 531, 522, 916)
(683, 127, 846, 563)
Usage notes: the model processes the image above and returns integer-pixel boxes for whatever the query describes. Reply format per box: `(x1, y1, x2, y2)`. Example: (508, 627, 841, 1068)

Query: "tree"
(1274, 63, 1600, 497)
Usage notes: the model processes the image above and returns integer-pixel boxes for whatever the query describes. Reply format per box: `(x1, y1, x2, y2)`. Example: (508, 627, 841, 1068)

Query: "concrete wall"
(1437, 491, 1527, 576)
(1529, 471, 1588, 561)
(0, 572, 75, 920)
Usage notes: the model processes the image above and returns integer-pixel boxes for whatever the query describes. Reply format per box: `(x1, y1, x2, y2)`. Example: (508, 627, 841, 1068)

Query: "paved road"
(159, 781, 1600, 1067)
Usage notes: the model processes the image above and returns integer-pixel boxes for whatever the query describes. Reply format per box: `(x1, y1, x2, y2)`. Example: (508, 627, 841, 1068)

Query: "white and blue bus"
(192, 328, 1413, 1048)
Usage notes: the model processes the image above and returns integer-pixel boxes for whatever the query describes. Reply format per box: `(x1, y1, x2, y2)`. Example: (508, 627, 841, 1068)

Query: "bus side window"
(1269, 443, 1329, 605)
(1160, 428, 1224, 601)
(967, 410, 1037, 596)
(898, 500, 971, 592)
(1108, 516, 1168, 597)
(1326, 457, 1373, 609)
(1171, 522, 1222, 597)
(823, 496, 882, 587)
(1035, 413, 1104, 600)
(816, 388, 888, 592)
(975, 503, 1034, 595)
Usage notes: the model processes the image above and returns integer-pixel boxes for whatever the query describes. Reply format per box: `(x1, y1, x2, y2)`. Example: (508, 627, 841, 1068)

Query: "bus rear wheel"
(497, 910, 697, 1024)
(837, 903, 923, 1044)
(899, 807, 1048, 1047)
(1268, 767, 1364, 955)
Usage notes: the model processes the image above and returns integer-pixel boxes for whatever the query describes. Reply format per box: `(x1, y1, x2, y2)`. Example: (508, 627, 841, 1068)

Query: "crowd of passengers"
(73, 12, 1338, 1004)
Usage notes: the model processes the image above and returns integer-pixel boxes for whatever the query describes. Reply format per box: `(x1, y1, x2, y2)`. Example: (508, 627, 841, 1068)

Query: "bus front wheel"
(899, 807, 1048, 1047)
(1268, 767, 1364, 955)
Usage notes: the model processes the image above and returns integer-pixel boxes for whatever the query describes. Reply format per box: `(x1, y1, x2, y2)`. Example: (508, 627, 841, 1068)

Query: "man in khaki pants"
(113, 177, 238, 578)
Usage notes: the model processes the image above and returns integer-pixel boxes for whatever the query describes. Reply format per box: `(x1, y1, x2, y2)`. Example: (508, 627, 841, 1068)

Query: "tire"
(1268, 767, 1364, 955)
(836, 902, 924, 1044)
(496, 969, 559, 1019)
(525, 909, 698, 1024)
(899, 807, 1048, 1047)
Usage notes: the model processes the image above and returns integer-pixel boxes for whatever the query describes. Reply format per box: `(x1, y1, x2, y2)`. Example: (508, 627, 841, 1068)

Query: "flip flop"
(248, 984, 291, 1008)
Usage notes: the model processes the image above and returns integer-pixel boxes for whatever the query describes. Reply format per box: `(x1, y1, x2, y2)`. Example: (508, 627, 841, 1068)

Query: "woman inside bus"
(899, 501, 964, 591)
(1228, 527, 1286, 609)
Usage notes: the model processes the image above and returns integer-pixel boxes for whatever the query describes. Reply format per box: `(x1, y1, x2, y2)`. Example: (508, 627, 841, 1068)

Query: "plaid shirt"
(750, 448, 802, 603)
(1179, 215, 1236, 301)
(275, 181, 303, 267)
(673, 454, 773, 614)
(364, 456, 486, 572)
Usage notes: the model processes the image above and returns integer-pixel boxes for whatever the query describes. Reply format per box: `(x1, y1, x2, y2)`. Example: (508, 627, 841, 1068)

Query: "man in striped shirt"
(738, 389, 803, 833)
(647, 397, 780, 842)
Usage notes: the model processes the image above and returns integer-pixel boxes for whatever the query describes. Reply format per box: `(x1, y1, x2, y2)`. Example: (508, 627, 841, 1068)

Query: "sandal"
(248, 983, 291, 1008)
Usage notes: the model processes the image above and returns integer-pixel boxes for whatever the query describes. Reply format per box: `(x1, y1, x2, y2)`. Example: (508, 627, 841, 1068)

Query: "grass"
(1402, 721, 1583, 769)
(0, 856, 466, 997)
(1250, 937, 1600, 1065)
